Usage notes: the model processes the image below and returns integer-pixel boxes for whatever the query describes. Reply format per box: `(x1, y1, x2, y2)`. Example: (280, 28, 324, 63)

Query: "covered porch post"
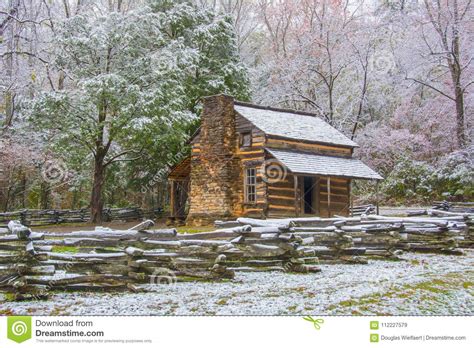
(349, 179, 353, 217)
(293, 174, 299, 217)
(169, 179, 176, 219)
(375, 180, 380, 215)
(327, 176, 331, 217)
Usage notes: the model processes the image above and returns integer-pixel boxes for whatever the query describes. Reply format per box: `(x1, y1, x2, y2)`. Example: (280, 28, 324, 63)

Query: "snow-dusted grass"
(1, 251, 473, 316)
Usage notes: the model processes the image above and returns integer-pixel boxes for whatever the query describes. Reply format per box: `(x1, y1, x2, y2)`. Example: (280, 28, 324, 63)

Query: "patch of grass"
(339, 299, 358, 307)
(330, 292, 389, 312)
(176, 276, 209, 282)
(358, 293, 387, 305)
(0, 309, 14, 315)
(327, 270, 474, 314)
(263, 293, 280, 298)
(95, 247, 122, 253)
(397, 291, 413, 299)
(3, 293, 16, 301)
(49, 306, 69, 316)
(34, 222, 90, 229)
(289, 286, 306, 293)
(175, 226, 216, 234)
(404, 280, 450, 294)
(431, 279, 448, 286)
(216, 298, 228, 305)
(287, 305, 297, 311)
(51, 246, 79, 253)
(410, 260, 421, 266)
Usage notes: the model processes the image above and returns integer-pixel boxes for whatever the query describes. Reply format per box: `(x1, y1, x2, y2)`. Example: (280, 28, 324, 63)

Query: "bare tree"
(408, 0, 473, 147)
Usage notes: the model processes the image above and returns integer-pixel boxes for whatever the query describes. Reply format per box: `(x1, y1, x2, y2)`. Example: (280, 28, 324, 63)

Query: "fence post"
(375, 181, 380, 215)
(20, 210, 27, 226)
(103, 208, 111, 222)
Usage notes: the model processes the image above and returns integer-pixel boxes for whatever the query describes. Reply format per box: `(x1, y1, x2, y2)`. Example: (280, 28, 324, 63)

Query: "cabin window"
(244, 167, 257, 203)
(240, 132, 252, 147)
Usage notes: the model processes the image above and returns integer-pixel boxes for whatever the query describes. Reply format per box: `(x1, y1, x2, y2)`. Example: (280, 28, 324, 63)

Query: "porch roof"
(265, 148, 383, 180)
(168, 156, 191, 180)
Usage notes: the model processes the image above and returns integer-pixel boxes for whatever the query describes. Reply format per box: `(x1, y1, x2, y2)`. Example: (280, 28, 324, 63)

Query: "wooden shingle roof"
(234, 102, 358, 148)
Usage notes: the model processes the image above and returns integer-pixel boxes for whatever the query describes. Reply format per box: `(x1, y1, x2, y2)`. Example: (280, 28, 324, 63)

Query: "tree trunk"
(454, 84, 465, 147)
(90, 155, 105, 223)
(3, 185, 12, 212)
(90, 95, 108, 223)
(20, 172, 27, 208)
(452, 0, 465, 147)
(3, 0, 19, 128)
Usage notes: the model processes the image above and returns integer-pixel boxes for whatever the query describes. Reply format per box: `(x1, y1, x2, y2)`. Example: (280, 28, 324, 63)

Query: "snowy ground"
(1, 250, 473, 316)
(379, 206, 430, 216)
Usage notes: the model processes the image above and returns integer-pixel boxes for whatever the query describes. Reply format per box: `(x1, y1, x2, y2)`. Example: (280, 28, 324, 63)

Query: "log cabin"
(168, 94, 382, 225)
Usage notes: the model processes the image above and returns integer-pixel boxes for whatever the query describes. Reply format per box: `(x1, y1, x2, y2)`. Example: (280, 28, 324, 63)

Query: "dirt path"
(379, 206, 430, 216)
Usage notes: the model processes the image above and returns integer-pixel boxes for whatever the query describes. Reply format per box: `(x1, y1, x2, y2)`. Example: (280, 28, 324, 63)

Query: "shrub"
(432, 145, 474, 199)
(381, 159, 435, 203)
(354, 146, 474, 204)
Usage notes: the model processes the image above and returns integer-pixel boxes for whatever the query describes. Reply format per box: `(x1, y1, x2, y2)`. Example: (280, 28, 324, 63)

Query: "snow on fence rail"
(0, 220, 322, 300)
(0, 207, 164, 228)
(407, 201, 474, 216)
(216, 208, 474, 254)
(1, 208, 473, 301)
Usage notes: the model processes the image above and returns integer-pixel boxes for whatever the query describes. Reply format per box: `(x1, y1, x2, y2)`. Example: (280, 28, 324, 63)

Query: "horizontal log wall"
(267, 175, 297, 218)
(235, 113, 266, 218)
(266, 137, 352, 157)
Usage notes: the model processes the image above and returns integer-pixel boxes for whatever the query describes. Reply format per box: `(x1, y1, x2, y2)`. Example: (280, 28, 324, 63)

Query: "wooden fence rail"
(0, 208, 473, 300)
(0, 207, 164, 228)
(350, 204, 376, 216)
(0, 220, 321, 300)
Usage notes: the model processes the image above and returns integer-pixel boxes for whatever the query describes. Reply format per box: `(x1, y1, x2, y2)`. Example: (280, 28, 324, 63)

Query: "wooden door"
(300, 176, 319, 215)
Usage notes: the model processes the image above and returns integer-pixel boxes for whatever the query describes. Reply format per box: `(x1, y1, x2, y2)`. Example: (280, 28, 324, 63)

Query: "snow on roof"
(266, 148, 383, 180)
(234, 103, 358, 148)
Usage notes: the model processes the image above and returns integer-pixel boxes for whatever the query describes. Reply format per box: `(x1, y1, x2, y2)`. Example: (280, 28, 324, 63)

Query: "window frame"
(244, 167, 257, 204)
(240, 132, 252, 148)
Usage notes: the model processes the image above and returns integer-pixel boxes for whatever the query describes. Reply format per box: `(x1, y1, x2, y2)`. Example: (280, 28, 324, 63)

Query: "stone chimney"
(186, 95, 241, 225)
